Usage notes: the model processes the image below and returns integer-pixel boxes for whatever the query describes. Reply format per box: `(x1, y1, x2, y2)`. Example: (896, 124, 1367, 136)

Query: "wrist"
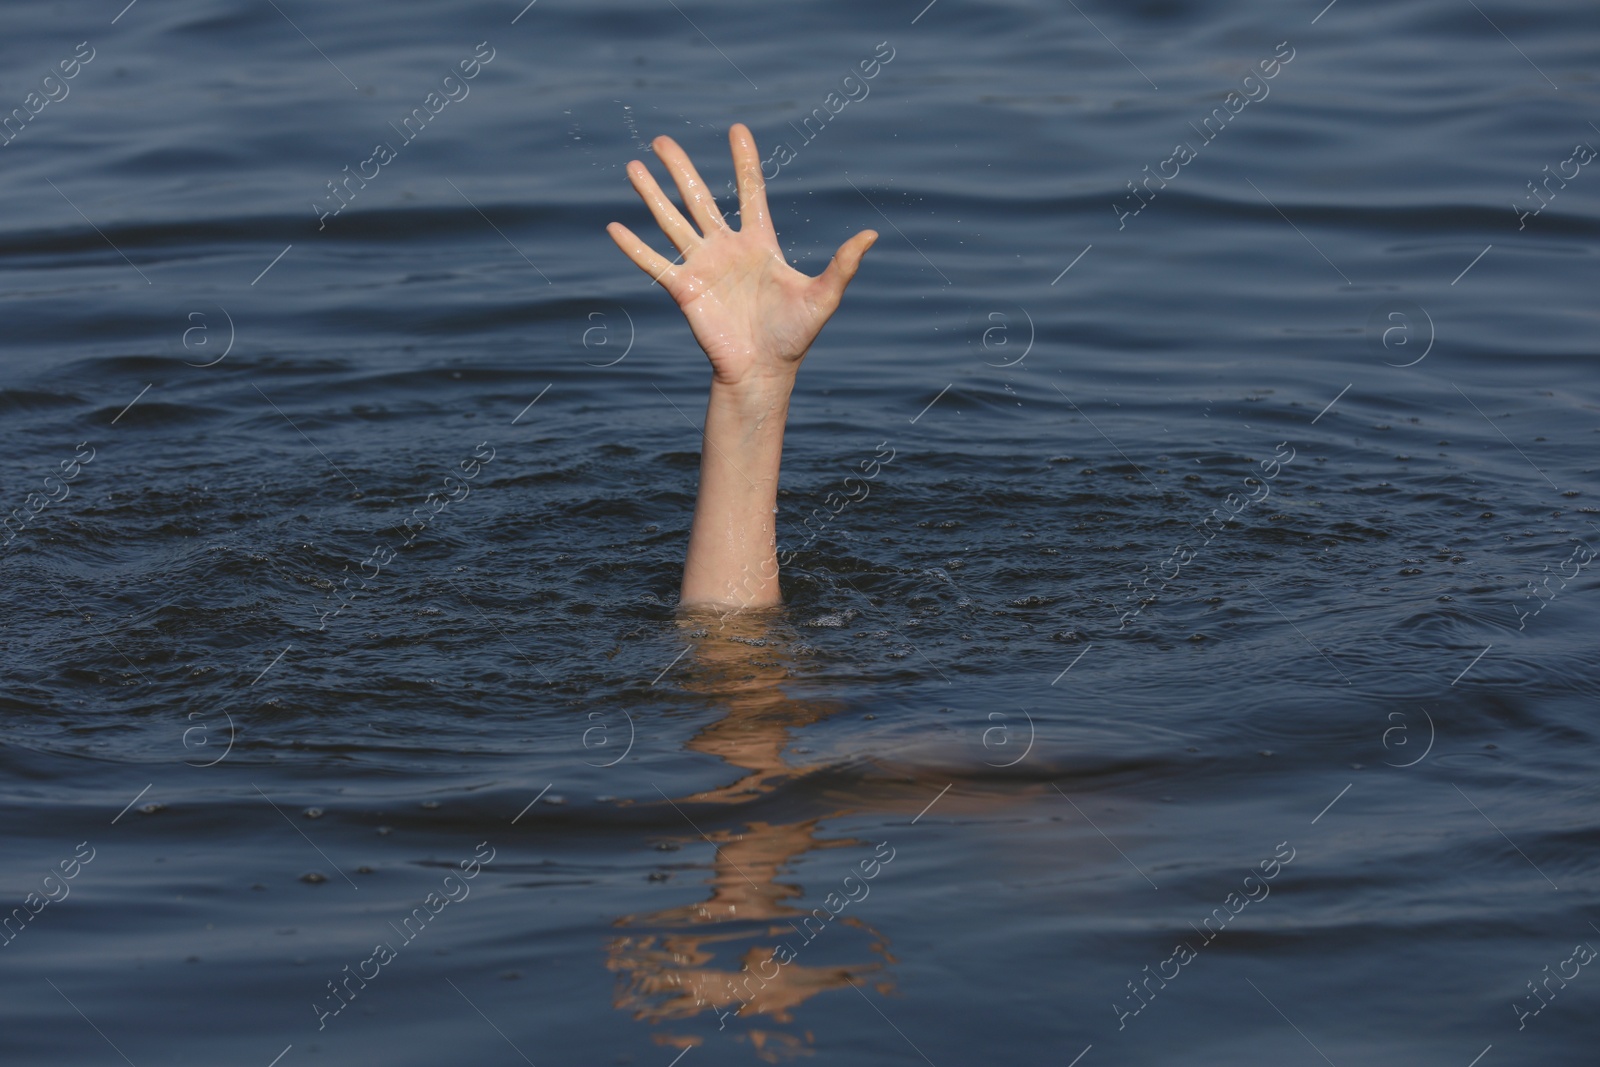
(707, 371, 796, 425)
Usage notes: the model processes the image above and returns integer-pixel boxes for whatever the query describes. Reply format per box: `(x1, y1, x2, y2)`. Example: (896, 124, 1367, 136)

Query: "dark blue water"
(2, 0, 1598, 1063)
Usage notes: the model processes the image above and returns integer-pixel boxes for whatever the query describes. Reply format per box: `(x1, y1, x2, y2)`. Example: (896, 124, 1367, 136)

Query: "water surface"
(1, 0, 1597, 1063)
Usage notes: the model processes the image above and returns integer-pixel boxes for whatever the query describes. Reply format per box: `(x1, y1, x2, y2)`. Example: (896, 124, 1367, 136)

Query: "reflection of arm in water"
(671, 612, 843, 804)
(606, 123, 877, 608)
(605, 616, 890, 1041)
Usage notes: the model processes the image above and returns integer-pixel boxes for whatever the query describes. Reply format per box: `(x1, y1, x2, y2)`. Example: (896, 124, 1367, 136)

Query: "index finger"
(728, 123, 773, 236)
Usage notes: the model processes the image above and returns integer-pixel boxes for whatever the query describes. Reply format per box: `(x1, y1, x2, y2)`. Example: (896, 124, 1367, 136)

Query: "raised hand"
(606, 124, 877, 390)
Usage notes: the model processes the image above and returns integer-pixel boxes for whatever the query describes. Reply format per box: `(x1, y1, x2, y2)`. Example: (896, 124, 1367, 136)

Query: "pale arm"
(606, 124, 875, 609)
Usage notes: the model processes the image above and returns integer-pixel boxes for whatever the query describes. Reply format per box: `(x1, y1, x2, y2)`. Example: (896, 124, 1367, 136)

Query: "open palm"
(606, 124, 877, 388)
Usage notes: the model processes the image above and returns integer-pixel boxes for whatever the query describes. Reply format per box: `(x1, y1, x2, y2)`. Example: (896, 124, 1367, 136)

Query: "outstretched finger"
(625, 160, 701, 254)
(815, 229, 878, 302)
(728, 123, 773, 237)
(653, 135, 730, 235)
(606, 221, 680, 286)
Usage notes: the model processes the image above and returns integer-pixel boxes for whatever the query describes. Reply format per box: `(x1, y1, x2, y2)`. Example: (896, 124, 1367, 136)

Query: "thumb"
(817, 229, 878, 300)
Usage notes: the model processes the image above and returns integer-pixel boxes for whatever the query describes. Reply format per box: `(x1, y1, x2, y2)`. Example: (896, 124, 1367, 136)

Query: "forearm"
(680, 374, 795, 609)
